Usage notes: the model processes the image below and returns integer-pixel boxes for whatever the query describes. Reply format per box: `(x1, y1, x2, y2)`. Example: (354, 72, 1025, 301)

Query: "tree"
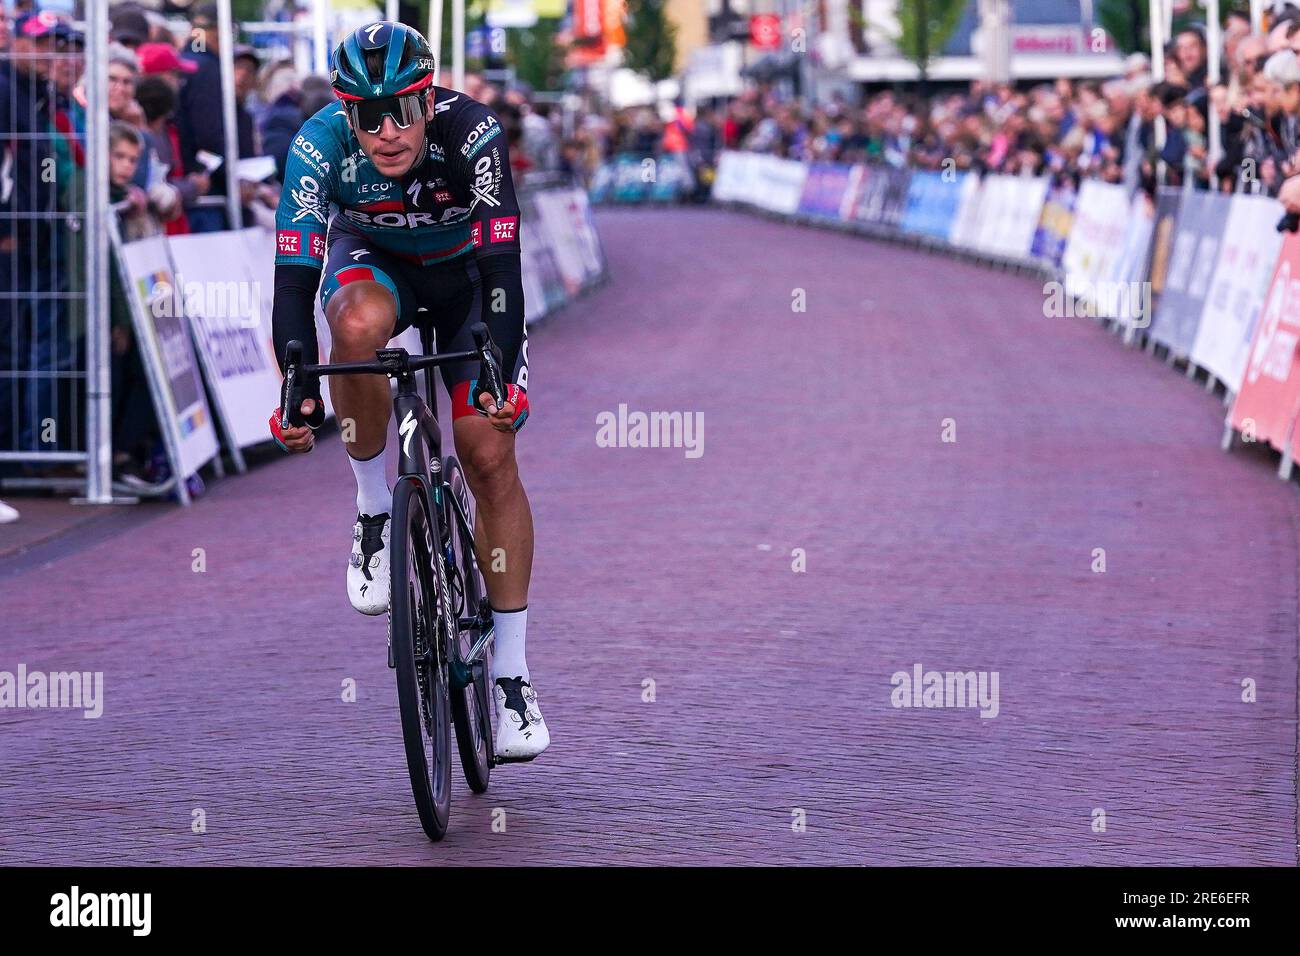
(623, 0, 678, 83)
(513, 18, 565, 91)
(1095, 0, 1206, 56)
(894, 0, 966, 84)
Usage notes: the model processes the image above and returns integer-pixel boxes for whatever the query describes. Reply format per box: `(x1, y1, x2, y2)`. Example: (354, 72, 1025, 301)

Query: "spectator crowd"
(9, 1, 1300, 520)
(0, 1, 573, 512)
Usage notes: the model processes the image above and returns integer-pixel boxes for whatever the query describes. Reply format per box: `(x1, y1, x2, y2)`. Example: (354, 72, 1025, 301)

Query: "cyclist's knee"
(327, 282, 395, 358)
(456, 428, 517, 498)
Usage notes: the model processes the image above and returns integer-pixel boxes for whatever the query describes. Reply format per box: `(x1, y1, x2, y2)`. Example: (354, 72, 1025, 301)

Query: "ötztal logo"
(490, 216, 517, 243)
(276, 230, 301, 255)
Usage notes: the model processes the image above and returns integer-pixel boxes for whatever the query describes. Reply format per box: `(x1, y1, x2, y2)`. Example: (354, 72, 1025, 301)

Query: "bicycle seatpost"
(471, 323, 506, 410)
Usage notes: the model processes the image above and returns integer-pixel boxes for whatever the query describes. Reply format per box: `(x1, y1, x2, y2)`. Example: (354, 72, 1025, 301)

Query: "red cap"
(137, 43, 199, 76)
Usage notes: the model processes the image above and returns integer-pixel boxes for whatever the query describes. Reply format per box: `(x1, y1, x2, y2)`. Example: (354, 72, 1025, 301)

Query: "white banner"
(167, 232, 283, 450)
(1190, 193, 1286, 390)
(1061, 180, 1132, 307)
(118, 235, 220, 479)
(1097, 191, 1155, 325)
(971, 175, 1048, 259)
(752, 155, 808, 215)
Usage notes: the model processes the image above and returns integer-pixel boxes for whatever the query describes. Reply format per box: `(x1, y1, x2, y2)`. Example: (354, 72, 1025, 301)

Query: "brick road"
(1, 207, 1297, 865)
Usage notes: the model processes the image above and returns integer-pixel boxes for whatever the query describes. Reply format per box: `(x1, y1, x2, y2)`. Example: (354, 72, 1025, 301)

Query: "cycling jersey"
(270, 88, 526, 413)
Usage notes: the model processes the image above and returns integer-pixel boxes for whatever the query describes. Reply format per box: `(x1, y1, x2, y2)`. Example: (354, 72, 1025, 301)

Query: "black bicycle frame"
(279, 325, 506, 685)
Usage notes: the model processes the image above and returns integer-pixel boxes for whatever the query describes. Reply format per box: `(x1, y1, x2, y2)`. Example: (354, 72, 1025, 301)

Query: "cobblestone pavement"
(1, 207, 1296, 865)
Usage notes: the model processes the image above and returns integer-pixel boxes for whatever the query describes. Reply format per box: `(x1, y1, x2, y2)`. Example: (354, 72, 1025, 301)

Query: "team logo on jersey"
(489, 216, 517, 243)
(290, 174, 327, 225)
(276, 230, 301, 255)
(428, 143, 446, 163)
(470, 222, 482, 247)
(434, 190, 452, 203)
(434, 95, 458, 114)
(310, 233, 326, 258)
(459, 117, 500, 158)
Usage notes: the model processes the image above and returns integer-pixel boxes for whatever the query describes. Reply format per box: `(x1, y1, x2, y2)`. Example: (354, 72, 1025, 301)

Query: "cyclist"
(268, 22, 547, 761)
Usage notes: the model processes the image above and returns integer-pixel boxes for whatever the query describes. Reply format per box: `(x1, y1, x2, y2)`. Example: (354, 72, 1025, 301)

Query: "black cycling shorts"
(319, 230, 528, 419)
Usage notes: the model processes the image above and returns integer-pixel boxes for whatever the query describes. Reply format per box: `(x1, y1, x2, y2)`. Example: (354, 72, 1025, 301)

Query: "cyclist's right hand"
(269, 399, 320, 454)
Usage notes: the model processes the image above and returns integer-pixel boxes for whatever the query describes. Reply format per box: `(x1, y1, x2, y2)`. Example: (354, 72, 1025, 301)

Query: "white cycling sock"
(492, 607, 529, 683)
(350, 448, 390, 518)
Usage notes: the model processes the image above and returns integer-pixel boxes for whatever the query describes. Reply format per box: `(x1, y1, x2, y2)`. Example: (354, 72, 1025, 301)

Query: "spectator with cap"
(136, 41, 198, 91)
(109, 3, 151, 49)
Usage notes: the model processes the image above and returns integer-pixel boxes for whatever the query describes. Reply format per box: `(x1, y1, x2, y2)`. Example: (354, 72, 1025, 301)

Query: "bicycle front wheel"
(390, 476, 453, 842)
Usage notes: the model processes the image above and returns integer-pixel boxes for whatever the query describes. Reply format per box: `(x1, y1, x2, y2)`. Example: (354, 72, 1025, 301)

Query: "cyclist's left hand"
(477, 384, 528, 433)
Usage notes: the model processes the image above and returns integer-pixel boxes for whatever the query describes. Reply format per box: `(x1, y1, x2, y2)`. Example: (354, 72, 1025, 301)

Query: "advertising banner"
(751, 155, 808, 215)
(899, 170, 970, 240)
(1150, 190, 1231, 356)
(1030, 183, 1076, 267)
(948, 174, 983, 248)
(116, 233, 219, 481)
(848, 164, 911, 227)
(1189, 193, 1285, 390)
(1097, 190, 1154, 326)
(1230, 233, 1300, 454)
(167, 232, 283, 450)
(797, 162, 854, 219)
(1060, 179, 1130, 306)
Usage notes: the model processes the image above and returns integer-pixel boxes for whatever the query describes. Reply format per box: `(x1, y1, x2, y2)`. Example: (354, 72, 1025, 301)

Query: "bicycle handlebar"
(278, 322, 507, 428)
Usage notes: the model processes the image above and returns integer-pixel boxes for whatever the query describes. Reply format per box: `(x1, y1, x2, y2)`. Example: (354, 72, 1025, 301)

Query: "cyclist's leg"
(319, 236, 417, 460)
(434, 258, 533, 612)
(435, 258, 546, 757)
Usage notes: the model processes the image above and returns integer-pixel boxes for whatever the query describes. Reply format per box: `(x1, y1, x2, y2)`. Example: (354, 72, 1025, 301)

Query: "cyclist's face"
(352, 89, 433, 178)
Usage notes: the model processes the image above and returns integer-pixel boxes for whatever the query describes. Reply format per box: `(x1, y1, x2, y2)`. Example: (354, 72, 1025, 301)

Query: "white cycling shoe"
(348, 512, 391, 615)
(492, 676, 550, 761)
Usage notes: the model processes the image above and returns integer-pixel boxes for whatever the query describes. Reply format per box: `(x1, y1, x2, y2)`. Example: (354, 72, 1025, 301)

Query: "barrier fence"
(102, 183, 605, 506)
(708, 150, 1300, 479)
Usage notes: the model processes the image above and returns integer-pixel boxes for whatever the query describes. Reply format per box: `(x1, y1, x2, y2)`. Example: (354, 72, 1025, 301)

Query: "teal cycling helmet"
(330, 21, 436, 101)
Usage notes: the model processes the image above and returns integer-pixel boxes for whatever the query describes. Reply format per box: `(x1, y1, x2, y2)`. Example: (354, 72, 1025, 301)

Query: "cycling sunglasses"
(345, 92, 426, 135)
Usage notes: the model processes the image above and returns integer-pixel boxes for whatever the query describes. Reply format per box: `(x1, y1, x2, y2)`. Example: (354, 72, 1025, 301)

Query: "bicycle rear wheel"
(390, 476, 453, 841)
(444, 455, 494, 793)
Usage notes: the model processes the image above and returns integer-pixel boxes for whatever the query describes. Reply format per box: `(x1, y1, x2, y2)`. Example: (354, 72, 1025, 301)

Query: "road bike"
(280, 322, 506, 841)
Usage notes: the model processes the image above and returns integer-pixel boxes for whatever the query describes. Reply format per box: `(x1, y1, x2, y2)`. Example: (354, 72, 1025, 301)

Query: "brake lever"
(280, 340, 305, 428)
(471, 323, 506, 411)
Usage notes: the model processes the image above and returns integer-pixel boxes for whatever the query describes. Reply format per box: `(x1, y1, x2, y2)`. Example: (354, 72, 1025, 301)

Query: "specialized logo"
(399, 409, 418, 457)
(276, 230, 301, 255)
(349, 248, 370, 260)
(434, 95, 459, 114)
(364, 22, 384, 43)
(416, 57, 437, 72)
(489, 216, 517, 243)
